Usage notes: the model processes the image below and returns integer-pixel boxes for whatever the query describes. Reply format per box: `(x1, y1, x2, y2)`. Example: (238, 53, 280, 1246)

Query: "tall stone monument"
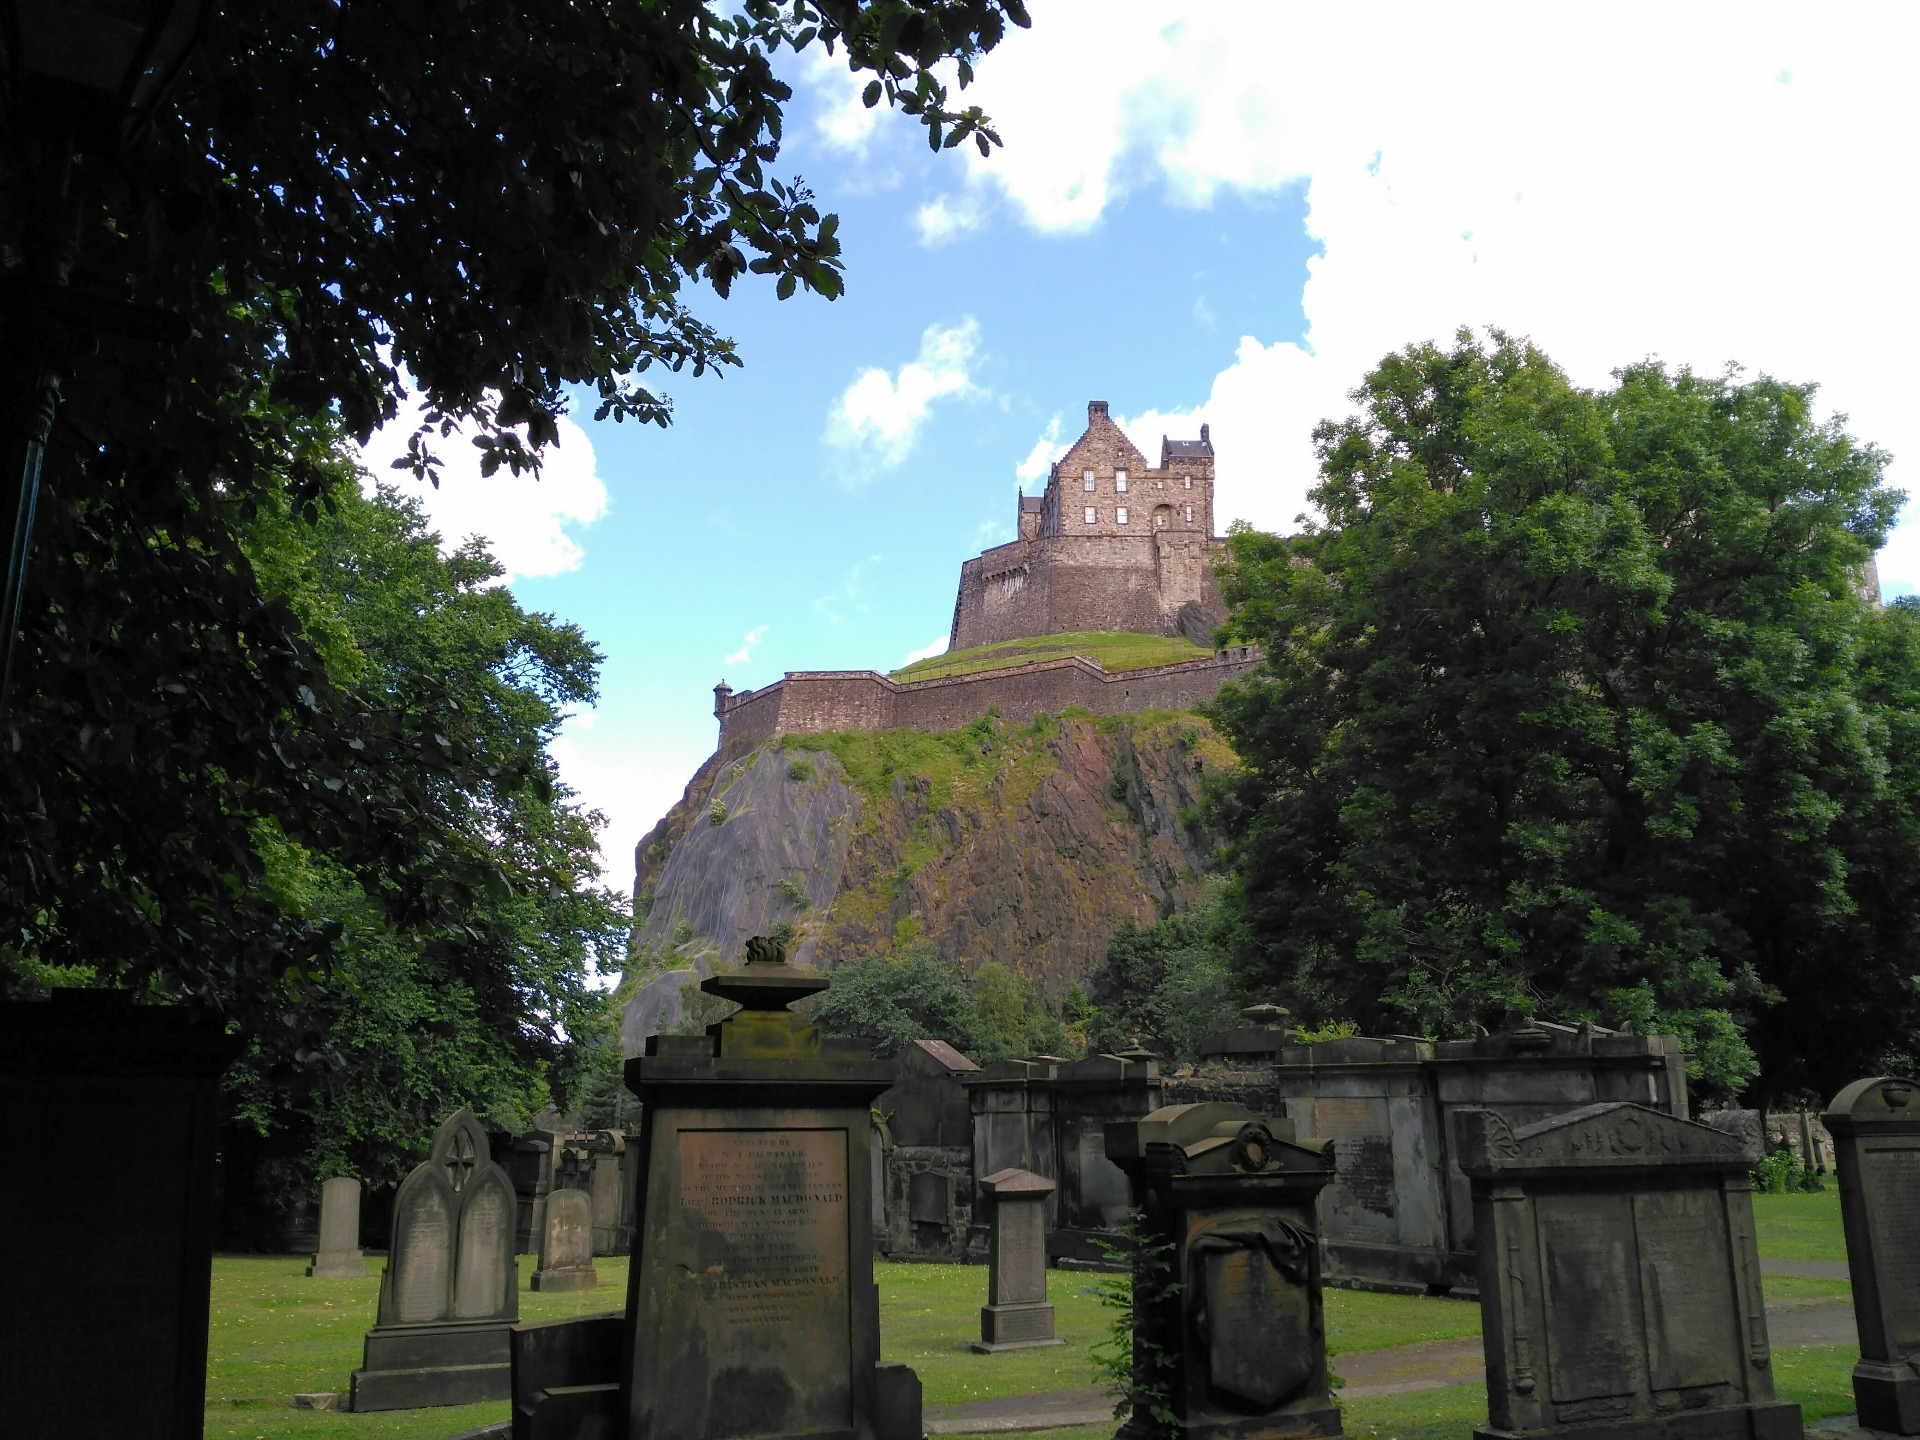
(1825, 1076, 1920, 1433)
(973, 1168, 1063, 1352)
(0, 989, 239, 1440)
(349, 1108, 519, 1412)
(1106, 1101, 1343, 1440)
(531, 1186, 598, 1293)
(1455, 1102, 1800, 1440)
(624, 935, 920, 1440)
(309, 1176, 369, 1278)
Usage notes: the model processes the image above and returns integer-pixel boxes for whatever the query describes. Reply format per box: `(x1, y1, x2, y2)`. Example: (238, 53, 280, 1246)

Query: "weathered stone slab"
(0, 990, 241, 1440)
(973, 1168, 1062, 1353)
(1826, 1076, 1920, 1433)
(530, 1186, 597, 1293)
(1107, 1101, 1343, 1440)
(1456, 1102, 1800, 1440)
(309, 1176, 369, 1278)
(349, 1108, 519, 1412)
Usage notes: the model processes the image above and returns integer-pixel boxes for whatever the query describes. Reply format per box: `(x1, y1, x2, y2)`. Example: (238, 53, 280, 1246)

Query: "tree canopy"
(1, 2, 1023, 1057)
(809, 945, 1065, 1062)
(1206, 331, 1920, 1103)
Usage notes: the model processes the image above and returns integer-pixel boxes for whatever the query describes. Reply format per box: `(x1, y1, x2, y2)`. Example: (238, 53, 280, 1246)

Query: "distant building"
(949, 400, 1226, 651)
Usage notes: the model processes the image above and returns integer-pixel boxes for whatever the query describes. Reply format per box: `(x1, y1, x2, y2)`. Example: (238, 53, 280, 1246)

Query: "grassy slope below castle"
(890, 631, 1210, 683)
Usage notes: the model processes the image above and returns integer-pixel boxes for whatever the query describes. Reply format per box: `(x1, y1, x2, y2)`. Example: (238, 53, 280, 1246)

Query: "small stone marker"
(1825, 1076, 1920, 1433)
(1455, 1102, 1801, 1440)
(1106, 1101, 1343, 1440)
(973, 1168, 1062, 1352)
(530, 1187, 598, 1292)
(348, 1108, 519, 1413)
(308, 1176, 369, 1278)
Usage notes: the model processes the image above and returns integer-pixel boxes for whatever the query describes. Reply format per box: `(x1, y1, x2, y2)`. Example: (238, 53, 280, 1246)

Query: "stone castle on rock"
(949, 400, 1226, 651)
(711, 401, 1254, 755)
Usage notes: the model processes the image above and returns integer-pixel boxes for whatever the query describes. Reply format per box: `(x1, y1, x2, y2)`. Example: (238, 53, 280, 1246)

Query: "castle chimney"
(1088, 400, 1109, 421)
(713, 680, 733, 717)
(1200, 423, 1211, 447)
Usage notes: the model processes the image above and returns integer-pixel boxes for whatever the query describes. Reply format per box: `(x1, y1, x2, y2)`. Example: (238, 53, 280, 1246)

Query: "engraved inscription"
(453, 1176, 512, 1318)
(1316, 1098, 1396, 1218)
(1865, 1145, 1920, 1343)
(395, 1186, 451, 1324)
(1205, 1248, 1311, 1409)
(992, 1203, 1046, 1306)
(1634, 1190, 1740, 1392)
(1538, 1194, 1642, 1404)
(679, 1129, 851, 1335)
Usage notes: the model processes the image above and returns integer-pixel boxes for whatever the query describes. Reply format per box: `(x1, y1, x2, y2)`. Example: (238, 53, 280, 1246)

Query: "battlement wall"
(950, 532, 1229, 651)
(717, 646, 1262, 756)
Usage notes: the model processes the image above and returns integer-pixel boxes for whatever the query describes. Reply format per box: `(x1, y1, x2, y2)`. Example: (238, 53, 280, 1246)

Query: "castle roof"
(1161, 424, 1213, 464)
(1019, 495, 1044, 513)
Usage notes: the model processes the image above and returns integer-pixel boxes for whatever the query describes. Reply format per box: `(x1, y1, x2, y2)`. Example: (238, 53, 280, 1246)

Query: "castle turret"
(713, 680, 733, 718)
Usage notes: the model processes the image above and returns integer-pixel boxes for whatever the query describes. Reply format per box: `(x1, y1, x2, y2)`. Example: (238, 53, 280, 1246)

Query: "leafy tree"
(1083, 889, 1250, 1062)
(3, 2, 1022, 1065)
(1207, 330, 1920, 1103)
(809, 945, 1063, 1062)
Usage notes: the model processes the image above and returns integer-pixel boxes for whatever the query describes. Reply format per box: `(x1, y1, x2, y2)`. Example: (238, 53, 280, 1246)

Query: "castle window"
(1115, 470, 1128, 492)
(1084, 506, 1097, 524)
(1183, 475, 1192, 489)
(1185, 505, 1193, 523)
(1083, 471, 1095, 492)
(1117, 506, 1129, 524)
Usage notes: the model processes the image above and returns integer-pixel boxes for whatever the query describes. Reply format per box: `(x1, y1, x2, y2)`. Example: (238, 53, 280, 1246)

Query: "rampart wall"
(716, 646, 1262, 757)
(950, 532, 1228, 651)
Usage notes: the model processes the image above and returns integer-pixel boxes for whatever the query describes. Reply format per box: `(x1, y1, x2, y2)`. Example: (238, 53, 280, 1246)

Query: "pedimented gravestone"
(1107, 1101, 1343, 1440)
(1825, 1076, 1920, 1433)
(974, 1168, 1062, 1352)
(531, 1186, 597, 1292)
(349, 1109, 519, 1412)
(1455, 1102, 1800, 1440)
(308, 1176, 368, 1278)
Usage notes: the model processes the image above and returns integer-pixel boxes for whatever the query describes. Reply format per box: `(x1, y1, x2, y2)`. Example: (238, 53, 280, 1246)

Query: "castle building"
(948, 400, 1227, 651)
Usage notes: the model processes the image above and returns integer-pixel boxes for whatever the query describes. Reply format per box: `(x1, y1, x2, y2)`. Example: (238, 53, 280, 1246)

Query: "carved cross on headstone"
(446, 1127, 477, 1193)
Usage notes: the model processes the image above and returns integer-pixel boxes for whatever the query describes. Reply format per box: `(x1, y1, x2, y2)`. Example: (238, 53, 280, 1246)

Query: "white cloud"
(724, 625, 770, 668)
(826, 319, 983, 473)
(1016, 416, 1067, 483)
(814, 554, 883, 624)
(804, 44, 884, 157)
(904, 636, 948, 664)
(358, 399, 609, 582)
(550, 714, 710, 903)
(917, 4, 1920, 590)
(914, 193, 988, 245)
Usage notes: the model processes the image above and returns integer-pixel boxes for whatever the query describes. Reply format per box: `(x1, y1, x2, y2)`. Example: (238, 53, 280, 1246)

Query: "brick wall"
(716, 646, 1262, 755)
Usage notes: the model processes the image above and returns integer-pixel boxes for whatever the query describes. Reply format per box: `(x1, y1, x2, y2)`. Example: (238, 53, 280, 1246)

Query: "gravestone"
(308, 1176, 369, 1278)
(0, 988, 239, 1440)
(349, 1108, 519, 1412)
(624, 935, 922, 1440)
(1825, 1076, 1920, 1433)
(879, 1038, 979, 1260)
(531, 1187, 598, 1292)
(973, 1168, 1062, 1352)
(1107, 1101, 1343, 1440)
(1455, 1102, 1800, 1440)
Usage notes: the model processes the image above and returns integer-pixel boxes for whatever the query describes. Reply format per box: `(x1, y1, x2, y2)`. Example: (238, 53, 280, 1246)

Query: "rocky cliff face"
(621, 710, 1235, 1051)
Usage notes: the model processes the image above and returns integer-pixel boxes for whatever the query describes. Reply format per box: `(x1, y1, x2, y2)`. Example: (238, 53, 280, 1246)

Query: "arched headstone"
(349, 1109, 519, 1411)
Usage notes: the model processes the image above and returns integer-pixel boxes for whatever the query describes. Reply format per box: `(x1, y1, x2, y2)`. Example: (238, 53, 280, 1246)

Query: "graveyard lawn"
(1753, 1187, 1848, 1262)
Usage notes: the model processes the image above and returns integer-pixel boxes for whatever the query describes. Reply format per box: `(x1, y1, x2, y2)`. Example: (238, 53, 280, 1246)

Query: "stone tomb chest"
(1824, 1076, 1920, 1433)
(624, 940, 916, 1440)
(1455, 1102, 1798, 1440)
(878, 1038, 979, 1261)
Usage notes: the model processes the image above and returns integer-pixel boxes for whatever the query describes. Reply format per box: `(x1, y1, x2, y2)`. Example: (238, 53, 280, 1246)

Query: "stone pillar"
(0, 989, 239, 1440)
(973, 1168, 1062, 1352)
(1455, 1102, 1800, 1440)
(1106, 1101, 1343, 1440)
(623, 936, 920, 1440)
(308, 1176, 369, 1278)
(530, 1187, 598, 1292)
(1825, 1076, 1920, 1433)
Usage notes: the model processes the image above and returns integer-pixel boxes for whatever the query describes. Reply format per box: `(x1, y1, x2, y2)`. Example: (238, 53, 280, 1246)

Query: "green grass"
(878, 1262, 1110, 1405)
(1325, 1289, 1482, 1352)
(1764, 1272, 1853, 1301)
(1753, 1188, 1847, 1263)
(890, 631, 1212, 683)
(204, 1253, 626, 1440)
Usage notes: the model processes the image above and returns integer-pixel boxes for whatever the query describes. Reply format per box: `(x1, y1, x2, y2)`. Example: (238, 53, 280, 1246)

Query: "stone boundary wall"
(717, 646, 1262, 756)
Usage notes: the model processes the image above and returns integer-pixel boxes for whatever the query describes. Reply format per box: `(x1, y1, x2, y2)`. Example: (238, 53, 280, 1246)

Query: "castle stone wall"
(951, 533, 1228, 650)
(717, 647, 1262, 756)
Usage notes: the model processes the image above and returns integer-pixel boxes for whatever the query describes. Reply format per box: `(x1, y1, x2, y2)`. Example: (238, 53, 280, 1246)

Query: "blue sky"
(361, 4, 1920, 892)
